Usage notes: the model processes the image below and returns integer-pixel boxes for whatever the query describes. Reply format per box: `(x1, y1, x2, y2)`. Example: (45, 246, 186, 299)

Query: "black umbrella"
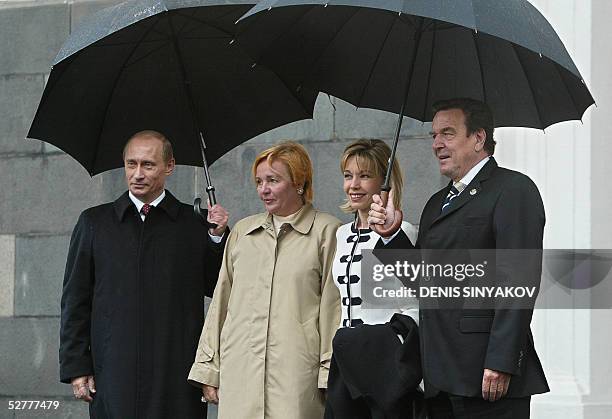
(237, 0, 595, 233)
(27, 0, 317, 209)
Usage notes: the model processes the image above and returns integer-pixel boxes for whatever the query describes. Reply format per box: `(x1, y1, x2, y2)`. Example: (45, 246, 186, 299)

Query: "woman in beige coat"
(189, 141, 341, 419)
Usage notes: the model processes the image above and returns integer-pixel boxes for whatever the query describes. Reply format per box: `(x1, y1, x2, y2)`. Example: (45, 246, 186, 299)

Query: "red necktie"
(141, 204, 151, 216)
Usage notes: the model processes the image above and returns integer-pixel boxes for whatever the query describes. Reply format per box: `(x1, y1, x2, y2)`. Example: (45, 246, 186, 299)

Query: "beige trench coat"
(188, 204, 341, 419)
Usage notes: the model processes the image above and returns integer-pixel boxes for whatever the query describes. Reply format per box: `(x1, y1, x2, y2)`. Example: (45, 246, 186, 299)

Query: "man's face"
(124, 136, 174, 203)
(431, 108, 486, 182)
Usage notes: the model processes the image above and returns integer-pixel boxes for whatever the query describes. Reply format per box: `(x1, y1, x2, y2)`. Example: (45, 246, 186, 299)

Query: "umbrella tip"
(324, 3, 328, 7)
(268, 6, 272, 11)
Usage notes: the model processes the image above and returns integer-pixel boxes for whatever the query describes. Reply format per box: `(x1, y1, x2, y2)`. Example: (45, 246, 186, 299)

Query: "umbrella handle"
(193, 197, 218, 229)
(372, 189, 403, 238)
(205, 184, 217, 206)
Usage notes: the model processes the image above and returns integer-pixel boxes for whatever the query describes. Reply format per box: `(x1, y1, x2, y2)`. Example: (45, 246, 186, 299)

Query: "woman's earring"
(297, 188, 304, 195)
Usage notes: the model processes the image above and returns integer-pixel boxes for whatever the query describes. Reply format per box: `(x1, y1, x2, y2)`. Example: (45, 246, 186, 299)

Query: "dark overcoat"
(381, 157, 549, 399)
(59, 191, 225, 419)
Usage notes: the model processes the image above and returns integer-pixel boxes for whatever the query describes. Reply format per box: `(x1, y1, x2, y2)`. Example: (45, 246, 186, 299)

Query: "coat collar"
(113, 190, 180, 221)
(433, 156, 498, 223)
(245, 203, 316, 236)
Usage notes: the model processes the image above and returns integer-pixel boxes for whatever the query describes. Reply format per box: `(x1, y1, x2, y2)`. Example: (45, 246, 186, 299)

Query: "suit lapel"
(430, 157, 498, 225)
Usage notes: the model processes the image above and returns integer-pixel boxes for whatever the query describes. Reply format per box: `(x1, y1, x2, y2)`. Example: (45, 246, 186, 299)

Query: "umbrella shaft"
(383, 101, 406, 191)
(383, 19, 425, 191)
(199, 133, 217, 205)
(168, 16, 217, 205)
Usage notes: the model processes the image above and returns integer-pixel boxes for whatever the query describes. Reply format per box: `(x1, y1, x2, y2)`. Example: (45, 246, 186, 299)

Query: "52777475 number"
(7, 400, 60, 410)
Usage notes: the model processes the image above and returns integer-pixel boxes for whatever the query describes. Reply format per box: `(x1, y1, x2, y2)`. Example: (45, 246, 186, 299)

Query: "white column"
(496, 1, 612, 418)
(584, 0, 612, 418)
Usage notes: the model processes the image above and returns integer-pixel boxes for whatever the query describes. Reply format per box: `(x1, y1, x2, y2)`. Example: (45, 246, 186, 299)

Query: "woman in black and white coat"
(325, 139, 423, 419)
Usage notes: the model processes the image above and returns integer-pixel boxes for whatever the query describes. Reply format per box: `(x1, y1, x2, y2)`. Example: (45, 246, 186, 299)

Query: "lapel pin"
(470, 189, 477, 195)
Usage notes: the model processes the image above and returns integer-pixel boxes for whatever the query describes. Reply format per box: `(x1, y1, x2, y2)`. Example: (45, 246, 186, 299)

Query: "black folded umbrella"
(27, 0, 317, 206)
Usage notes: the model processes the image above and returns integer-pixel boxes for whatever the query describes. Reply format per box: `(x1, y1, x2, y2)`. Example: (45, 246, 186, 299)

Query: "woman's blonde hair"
(252, 141, 314, 203)
(339, 139, 403, 213)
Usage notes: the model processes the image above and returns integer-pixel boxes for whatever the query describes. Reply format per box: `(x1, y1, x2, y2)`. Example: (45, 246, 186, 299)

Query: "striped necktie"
(441, 182, 465, 213)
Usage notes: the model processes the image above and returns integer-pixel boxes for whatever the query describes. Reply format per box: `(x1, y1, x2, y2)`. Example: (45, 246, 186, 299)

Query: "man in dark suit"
(369, 98, 549, 418)
(60, 130, 229, 418)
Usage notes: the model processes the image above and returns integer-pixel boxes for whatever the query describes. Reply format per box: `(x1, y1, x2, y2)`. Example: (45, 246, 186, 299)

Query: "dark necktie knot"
(441, 183, 465, 213)
(141, 203, 151, 216)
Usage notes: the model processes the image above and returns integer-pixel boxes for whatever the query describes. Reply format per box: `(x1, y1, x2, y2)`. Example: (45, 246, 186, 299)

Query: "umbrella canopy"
(237, 0, 594, 129)
(27, 0, 317, 176)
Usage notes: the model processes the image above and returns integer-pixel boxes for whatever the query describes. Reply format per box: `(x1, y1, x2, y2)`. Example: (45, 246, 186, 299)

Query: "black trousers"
(427, 392, 531, 419)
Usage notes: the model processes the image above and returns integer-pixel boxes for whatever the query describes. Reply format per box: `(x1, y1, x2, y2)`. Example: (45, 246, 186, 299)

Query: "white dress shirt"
(129, 190, 166, 221)
(456, 156, 490, 193)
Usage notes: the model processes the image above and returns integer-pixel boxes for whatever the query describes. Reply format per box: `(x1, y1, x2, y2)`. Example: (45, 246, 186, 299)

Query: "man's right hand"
(202, 384, 219, 405)
(207, 201, 229, 237)
(71, 375, 95, 403)
(368, 189, 401, 237)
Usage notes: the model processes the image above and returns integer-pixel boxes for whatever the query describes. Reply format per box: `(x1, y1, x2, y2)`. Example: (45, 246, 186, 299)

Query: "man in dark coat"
(369, 98, 549, 418)
(59, 130, 229, 419)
